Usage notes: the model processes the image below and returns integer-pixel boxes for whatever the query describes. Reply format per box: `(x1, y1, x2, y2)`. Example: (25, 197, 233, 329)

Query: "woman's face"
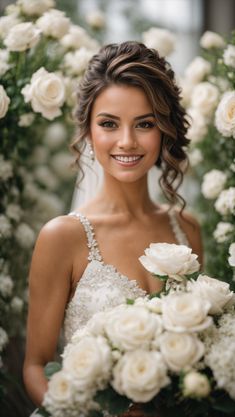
(89, 84, 162, 183)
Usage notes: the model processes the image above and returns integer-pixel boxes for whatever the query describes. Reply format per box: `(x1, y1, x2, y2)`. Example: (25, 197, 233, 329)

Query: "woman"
(23, 41, 203, 414)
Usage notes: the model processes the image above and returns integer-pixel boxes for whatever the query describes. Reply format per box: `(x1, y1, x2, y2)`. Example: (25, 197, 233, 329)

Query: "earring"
(86, 140, 95, 163)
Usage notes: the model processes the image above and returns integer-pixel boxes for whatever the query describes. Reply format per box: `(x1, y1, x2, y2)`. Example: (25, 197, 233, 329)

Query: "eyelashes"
(97, 120, 156, 129)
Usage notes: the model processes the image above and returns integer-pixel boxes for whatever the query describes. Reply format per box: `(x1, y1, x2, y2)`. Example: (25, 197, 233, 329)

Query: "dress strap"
(168, 208, 190, 247)
(68, 211, 103, 262)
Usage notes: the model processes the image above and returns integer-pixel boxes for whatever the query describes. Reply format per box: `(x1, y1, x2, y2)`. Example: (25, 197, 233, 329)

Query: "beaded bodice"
(63, 210, 189, 343)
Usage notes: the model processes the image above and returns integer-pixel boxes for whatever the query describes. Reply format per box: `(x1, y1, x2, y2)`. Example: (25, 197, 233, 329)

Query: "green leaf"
(126, 298, 135, 305)
(212, 395, 235, 413)
(94, 386, 130, 415)
(153, 274, 168, 281)
(44, 362, 61, 380)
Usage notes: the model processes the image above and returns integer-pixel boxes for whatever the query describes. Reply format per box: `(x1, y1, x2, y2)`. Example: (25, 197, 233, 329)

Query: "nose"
(117, 127, 137, 149)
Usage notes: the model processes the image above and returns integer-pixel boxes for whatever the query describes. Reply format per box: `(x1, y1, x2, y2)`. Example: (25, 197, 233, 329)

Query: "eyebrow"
(96, 112, 155, 120)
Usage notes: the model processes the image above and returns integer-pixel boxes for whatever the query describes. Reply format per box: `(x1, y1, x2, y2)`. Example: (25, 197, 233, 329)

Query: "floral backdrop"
(0, 0, 235, 415)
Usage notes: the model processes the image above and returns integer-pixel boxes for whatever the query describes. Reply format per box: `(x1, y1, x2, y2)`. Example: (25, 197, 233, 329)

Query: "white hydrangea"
(215, 187, 235, 215)
(228, 243, 235, 267)
(64, 47, 94, 76)
(200, 31, 225, 49)
(223, 44, 235, 68)
(0, 327, 8, 352)
(15, 223, 36, 249)
(0, 155, 13, 181)
(0, 215, 12, 239)
(142, 27, 176, 57)
(213, 222, 234, 243)
(6, 204, 22, 222)
(201, 169, 227, 199)
(0, 274, 13, 297)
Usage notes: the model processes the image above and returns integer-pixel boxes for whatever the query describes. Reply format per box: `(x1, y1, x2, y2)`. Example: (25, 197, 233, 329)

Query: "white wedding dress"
(64, 210, 189, 343)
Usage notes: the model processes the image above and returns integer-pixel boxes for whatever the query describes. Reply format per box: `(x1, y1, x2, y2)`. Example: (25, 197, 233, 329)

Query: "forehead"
(91, 84, 153, 116)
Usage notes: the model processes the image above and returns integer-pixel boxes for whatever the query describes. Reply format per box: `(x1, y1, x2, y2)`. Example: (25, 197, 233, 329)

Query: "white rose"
(178, 78, 194, 107)
(21, 67, 65, 120)
(188, 148, 203, 167)
(215, 91, 235, 138)
(105, 305, 162, 351)
(142, 27, 176, 57)
(223, 44, 235, 68)
(15, 223, 36, 249)
(183, 371, 211, 398)
(187, 274, 235, 314)
(215, 187, 235, 215)
(11, 296, 24, 313)
(44, 122, 67, 148)
(186, 108, 208, 143)
(63, 336, 112, 390)
(64, 47, 94, 75)
(86, 10, 105, 30)
(0, 274, 13, 297)
(36, 9, 70, 39)
(201, 169, 227, 199)
(146, 297, 163, 314)
(139, 243, 200, 280)
(112, 350, 169, 402)
(3, 22, 41, 52)
(213, 221, 234, 243)
(0, 14, 21, 38)
(60, 25, 99, 50)
(200, 31, 225, 49)
(0, 49, 10, 76)
(0, 85, 10, 119)
(184, 57, 211, 84)
(159, 331, 204, 372)
(43, 370, 74, 405)
(19, 0, 55, 16)
(228, 243, 235, 267)
(18, 112, 35, 127)
(162, 292, 212, 332)
(191, 82, 219, 117)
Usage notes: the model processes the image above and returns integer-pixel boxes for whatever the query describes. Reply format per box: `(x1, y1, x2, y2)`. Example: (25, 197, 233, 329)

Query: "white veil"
(71, 143, 161, 210)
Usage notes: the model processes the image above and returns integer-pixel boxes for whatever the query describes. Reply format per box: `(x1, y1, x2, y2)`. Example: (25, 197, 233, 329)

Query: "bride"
(23, 41, 203, 416)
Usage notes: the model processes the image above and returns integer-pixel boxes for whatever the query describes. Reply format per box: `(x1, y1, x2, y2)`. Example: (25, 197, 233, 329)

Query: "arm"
(23, 217, 75, 406)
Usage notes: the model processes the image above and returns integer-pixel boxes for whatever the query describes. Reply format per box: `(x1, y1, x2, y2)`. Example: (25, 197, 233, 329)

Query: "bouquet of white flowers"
(39, 243, 235, 417)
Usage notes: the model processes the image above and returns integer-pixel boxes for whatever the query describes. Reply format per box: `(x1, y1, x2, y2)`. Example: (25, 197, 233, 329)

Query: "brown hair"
(71, 41, 190, 210)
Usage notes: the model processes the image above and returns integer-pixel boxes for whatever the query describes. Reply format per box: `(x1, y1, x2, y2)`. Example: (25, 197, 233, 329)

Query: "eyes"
(97, 120, 156, 129)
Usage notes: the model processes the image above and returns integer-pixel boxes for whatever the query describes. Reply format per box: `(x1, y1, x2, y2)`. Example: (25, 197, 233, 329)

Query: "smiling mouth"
(111, 155, 143, 163)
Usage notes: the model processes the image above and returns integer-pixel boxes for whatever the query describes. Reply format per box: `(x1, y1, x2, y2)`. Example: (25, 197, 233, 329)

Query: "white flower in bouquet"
(0, 49, 11, 76)
(51, 152, 73, 180)
(142, 27, 176, 57)
(63, 336, 112, 391)
(139, 242, 199, 280)
(215, 187, 235, 215)
(184, 56, 211, 84)
(15, 223, 36, 249)
(223, 44, 235, 68)
(0, 274, 13, 297)
(187, 274, 235, 314)
(159, 331, 204, 372)
(213, 221, 234, 243)
(228, 242, 235, 267)
(34, 165, 59, 190)
(186, 108, 208, 143)
(11, 296, 24, 313)
(146, 297, 163, 314)
(6, 204, 22, 222)
(44, 121, 67, 149)
(0, 214, 12, 239)
(60, 25, 99, 50)
(43, 370, 76, 415)
(112, 349, 169, 402)
(0, 155, 13, 181)
(215, 91, 235, 138)
(0, 85, 10, 119)
(36, 9, 70, 39)
(201, 169, 227, 199)
(183, 371, 211, 398)
(0, 327, 8, 352)
(162, 292, 212, 332)
(18, 112, 35, 127)
(18, 0, 55, 16)
(64, 47, 94, 76)
(3, 22, 41, 52)
(105, 304, 163, 351)
(188, 148, 203, 167)
(72, 311, 107, 342)
(200, 31, 225, 49)
(0, 14, 21, 38)
(86, 10, 106, 30)
(21, 67, 66, 120)
(190, 82, 219, 117)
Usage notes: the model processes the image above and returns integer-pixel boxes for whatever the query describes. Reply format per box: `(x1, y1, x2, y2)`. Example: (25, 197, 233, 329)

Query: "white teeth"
(113, 155, 142, 162)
